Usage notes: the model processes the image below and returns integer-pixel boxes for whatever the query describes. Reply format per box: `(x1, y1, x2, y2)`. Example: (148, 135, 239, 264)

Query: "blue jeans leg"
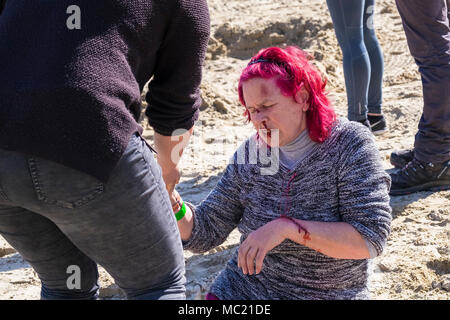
(327, 0, 384, 120)
(0, 133, 186, 299)
(364, 0, 384, 115)
(396, 0, 450, 163)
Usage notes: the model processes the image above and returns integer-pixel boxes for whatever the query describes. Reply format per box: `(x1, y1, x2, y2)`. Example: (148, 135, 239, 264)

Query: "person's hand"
(170, 188, 182, 211)
(237, 219, 290, 275)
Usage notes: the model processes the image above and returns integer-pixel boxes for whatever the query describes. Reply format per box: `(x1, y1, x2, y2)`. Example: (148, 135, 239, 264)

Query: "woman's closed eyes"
(247, 104, 276, 114)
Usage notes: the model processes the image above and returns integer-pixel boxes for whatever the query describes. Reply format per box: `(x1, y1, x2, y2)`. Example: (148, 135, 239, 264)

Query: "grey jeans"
(0, 133, 186, 299)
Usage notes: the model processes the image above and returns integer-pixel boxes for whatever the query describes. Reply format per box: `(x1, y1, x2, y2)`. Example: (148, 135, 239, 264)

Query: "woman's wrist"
(178, 204, 193, 241)
(174, 201, 187, 221)
(278, 215, 311, 243)
(171, 189, 188, 221)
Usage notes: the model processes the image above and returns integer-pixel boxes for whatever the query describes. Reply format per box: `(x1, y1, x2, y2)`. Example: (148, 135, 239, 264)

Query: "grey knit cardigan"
(183, 119, 392, 300)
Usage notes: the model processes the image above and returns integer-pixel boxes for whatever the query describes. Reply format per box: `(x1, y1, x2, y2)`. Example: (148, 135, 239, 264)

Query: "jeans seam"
(337, 0, 369, 120)
(28, 157, 47, 202)
(340, 0, 359, 119)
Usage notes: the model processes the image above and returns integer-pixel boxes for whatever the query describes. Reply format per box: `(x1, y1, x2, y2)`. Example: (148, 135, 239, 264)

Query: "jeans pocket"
(28, 157, 104, 209)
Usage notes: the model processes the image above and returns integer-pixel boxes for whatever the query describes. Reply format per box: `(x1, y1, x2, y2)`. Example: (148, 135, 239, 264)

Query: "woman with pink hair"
(171, 46, 391, 300)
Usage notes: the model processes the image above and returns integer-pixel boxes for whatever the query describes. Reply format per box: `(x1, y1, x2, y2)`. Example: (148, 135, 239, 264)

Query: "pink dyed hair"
(238, 46, 336, 143)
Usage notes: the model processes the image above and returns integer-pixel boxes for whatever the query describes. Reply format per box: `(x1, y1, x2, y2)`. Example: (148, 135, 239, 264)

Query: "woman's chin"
(258, 134, 281, 148)
(258, 130, 280, 148)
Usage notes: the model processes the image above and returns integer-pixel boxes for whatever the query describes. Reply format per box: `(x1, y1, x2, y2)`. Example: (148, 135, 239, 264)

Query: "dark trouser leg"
(0, 133, 186, 300)
(396, 0, 450, 163)
(0, 205, 99, 300)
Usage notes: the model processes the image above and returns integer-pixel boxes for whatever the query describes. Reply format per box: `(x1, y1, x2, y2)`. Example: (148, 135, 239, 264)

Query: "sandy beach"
(0, 0, 448, 300)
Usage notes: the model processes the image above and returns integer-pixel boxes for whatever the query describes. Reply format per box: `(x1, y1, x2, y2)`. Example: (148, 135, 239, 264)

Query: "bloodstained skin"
(279, 214, 311, 241)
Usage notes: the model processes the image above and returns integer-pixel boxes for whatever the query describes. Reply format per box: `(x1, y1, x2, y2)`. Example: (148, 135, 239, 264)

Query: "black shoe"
(390, 148, 415, 169)
(368, 115, 387, 135)
(357, 119, 371, 130)
(389, 158, 450, 196)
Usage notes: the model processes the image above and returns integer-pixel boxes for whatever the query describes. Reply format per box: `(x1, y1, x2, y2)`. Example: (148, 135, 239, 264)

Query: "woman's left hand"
(237, 219, 289, 275)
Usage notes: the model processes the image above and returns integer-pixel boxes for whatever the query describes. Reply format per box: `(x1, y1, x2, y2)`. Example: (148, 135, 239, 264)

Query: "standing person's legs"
(0, 153, 100, 300)
(395, 0, 450, 164)
(390, 0, 450, 195)
(363, 0, 384, 116)
(326, 0, 371, 123)
(0, 208, 100, 300)
(0, 133, 186, 299)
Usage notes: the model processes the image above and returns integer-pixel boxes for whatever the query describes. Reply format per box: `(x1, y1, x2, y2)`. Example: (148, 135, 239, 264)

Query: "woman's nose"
(251, 111, 266, 125)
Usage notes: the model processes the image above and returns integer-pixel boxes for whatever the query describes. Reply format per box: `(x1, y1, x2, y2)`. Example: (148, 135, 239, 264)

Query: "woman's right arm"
(172, 157, 245, 253)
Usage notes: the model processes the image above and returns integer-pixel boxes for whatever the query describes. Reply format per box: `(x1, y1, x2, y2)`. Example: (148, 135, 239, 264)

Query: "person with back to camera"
(0, 0, 209, 299)
(326, 0, 387, 135)
(169, 46, 392, 300)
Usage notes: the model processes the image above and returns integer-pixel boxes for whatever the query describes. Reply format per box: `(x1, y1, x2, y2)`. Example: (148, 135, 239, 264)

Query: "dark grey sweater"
(0, 0, 210, 182)
(183, 119, 392, 300)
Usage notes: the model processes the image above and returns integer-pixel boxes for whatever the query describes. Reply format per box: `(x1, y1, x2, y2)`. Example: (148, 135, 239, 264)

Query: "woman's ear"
(294, 85, 310, 112)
